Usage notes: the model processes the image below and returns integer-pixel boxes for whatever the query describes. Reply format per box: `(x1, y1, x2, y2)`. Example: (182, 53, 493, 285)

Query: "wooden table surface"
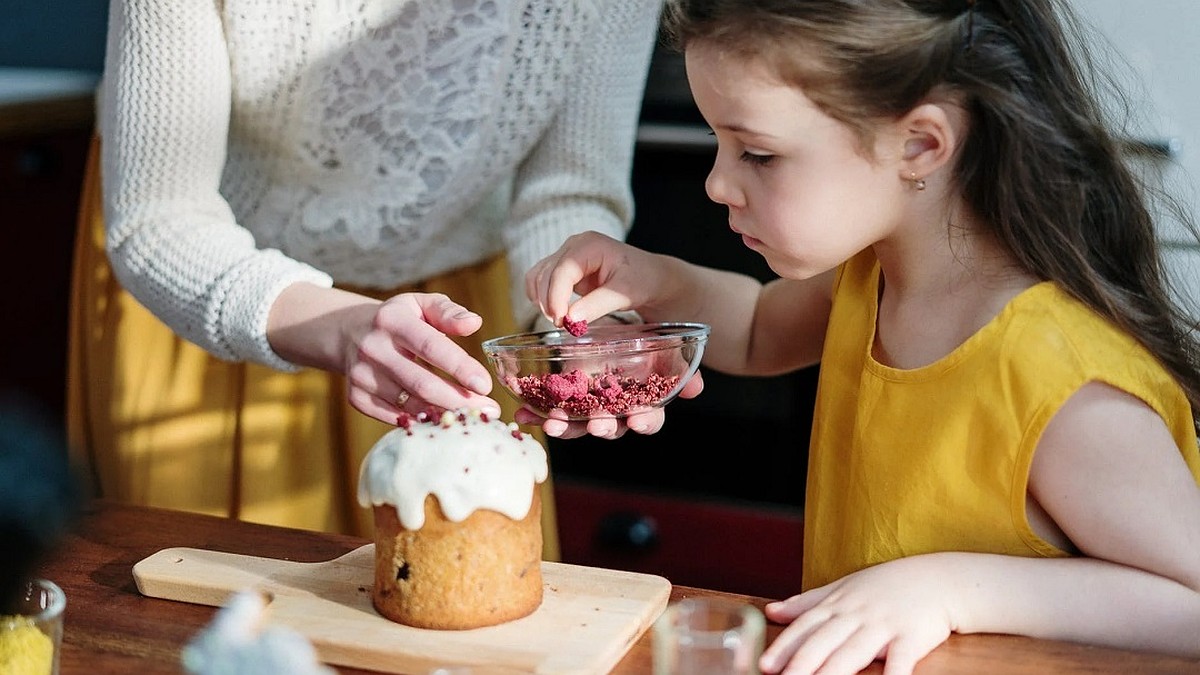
(36, 499, 1200, 674)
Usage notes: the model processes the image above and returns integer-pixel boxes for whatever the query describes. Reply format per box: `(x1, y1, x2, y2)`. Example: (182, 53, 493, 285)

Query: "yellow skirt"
(66, 138, 559, 560)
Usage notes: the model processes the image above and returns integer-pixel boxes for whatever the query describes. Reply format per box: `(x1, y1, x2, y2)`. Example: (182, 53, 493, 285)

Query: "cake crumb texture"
(372, 494, 544, 629)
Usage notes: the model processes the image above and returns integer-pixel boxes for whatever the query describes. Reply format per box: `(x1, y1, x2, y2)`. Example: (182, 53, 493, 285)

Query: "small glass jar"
(1, 578, 66, 675)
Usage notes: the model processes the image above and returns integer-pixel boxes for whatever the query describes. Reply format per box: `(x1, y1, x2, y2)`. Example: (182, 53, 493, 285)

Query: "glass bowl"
(482, 322, 710, 421)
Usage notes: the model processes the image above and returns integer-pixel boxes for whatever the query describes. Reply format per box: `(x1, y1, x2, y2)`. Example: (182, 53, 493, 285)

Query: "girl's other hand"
(760, 555, 956, 675)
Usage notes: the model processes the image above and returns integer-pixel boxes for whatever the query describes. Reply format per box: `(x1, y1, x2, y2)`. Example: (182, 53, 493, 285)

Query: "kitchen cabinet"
(555, 478, 804, 599)
(0, 69, 99, 420)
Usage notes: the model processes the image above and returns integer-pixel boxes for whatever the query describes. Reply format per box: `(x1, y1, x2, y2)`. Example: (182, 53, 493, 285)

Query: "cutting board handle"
(133, 545, 375, 607)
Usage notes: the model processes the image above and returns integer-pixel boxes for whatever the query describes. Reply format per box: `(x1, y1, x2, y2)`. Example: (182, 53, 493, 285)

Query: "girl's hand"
(761, 556, 957, 675)
(343, 292, 502, 425)
(525, 231, 662, 328)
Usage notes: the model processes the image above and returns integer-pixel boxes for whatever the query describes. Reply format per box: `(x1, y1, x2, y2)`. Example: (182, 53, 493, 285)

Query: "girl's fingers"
(545, 256, 589, 323)
(817, 626, 894, 675)
(879, 636, 927, 675)
(584, 416, 622, 439)
(767, 616, 859, 675)
(564, 285, 637, 326)
(765, 585, 828, 623)
(624, 409, 666, 435)
(758, 611, 824, 674)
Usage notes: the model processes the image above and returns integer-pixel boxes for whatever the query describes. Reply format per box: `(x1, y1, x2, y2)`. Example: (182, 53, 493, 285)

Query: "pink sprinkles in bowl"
(507, 368, 679, 417)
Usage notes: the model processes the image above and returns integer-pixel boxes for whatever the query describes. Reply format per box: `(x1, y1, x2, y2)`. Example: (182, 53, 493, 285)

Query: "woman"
(68, 0, 665, 557)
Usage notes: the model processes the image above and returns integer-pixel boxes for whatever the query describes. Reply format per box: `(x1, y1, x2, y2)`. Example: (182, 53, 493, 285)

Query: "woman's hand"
(760, 556, 958, 675)
(267, 284, 501, 426)
(343, 292, 502, 423)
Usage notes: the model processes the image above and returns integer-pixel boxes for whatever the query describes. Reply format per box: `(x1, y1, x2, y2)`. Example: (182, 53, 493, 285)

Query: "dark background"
(0, 2, 108, 421)
(0, 2, 109, 72)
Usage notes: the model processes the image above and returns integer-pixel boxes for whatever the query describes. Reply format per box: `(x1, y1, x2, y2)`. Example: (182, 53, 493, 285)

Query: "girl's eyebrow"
(712, 122, 779, 139)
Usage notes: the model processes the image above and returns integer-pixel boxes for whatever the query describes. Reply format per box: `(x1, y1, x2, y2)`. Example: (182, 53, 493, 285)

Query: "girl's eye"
(740, 151, 775, 166)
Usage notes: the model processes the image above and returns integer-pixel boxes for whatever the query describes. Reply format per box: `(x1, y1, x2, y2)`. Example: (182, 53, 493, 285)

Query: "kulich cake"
(356, 408, 549, 630)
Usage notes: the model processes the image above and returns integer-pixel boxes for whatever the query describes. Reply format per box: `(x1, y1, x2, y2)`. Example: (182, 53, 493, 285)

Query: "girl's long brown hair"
(664, 0, 1200, 430)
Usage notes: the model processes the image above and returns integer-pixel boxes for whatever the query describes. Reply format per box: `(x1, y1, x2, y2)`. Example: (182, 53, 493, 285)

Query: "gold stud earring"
(909, 171, 927, 191)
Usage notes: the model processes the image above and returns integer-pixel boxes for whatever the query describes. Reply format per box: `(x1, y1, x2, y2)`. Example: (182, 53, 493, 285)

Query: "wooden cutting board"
(133, 545, 670, 675)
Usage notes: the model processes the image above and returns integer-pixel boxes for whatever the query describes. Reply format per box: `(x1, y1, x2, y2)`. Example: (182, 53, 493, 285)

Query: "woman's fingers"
(342, 292, 506, 424)
(346, 355, 499, 425)
(377, 293, 494, 395)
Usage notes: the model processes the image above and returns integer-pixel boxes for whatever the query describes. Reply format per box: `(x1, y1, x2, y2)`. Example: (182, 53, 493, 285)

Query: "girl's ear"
(896, 101, 962, 181)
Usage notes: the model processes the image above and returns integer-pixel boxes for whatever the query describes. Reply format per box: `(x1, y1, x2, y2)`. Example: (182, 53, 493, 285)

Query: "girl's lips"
(730, 223, 762, 248)
(735, 229, 763, 249)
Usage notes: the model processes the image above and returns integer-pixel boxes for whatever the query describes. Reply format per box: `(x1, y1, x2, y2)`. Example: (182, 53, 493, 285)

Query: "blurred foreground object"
(0, 391, 80, 675)
(0, 391, 81, 611)
(182, 590, 334, 675)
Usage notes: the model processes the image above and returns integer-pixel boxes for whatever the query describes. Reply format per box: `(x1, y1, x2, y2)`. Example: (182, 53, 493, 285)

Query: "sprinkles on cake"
(395, 407, 523, 440)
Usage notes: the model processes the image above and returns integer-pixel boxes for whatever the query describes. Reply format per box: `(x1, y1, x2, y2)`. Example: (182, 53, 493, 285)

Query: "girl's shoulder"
(997, 282, 1191, 429)
(1001, 282, 1149, 366)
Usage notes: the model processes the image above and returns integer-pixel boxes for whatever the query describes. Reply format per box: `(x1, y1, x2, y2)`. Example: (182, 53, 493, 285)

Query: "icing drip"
(356, 409, 548, 529)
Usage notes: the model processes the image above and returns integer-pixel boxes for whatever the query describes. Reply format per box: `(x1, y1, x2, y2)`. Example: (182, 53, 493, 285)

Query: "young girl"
(521, 0, 1200, 672)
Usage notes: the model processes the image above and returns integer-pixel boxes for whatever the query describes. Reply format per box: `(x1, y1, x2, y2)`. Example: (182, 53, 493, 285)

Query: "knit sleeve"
(99, 0, 333, 371)
(502, 0, 663, 329)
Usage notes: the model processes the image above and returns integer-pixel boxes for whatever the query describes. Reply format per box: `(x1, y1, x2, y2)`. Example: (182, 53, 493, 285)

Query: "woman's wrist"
(267, 283, 380, 372)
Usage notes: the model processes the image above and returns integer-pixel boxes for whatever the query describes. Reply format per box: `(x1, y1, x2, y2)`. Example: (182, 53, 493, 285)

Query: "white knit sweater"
(99, 0, 662, 370)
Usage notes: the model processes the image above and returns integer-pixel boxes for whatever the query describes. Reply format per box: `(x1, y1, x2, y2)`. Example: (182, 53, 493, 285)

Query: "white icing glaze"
(356, 409, 548, 530)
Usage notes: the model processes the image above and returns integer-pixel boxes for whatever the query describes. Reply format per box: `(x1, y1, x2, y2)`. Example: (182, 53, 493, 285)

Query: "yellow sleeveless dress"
(66, 137, 559, 559)
(803, 250, 1199, 590)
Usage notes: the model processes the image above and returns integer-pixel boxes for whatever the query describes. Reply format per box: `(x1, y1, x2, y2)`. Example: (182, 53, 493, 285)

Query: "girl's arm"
(761, 383, 1200, 673)
(526, 231, 834, 376)
(967, 381, 1200, 650)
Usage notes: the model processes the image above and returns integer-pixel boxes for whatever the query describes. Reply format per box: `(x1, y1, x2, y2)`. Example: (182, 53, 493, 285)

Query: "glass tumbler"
(1, 578, 66, 675)
(653, 597, 765, 675)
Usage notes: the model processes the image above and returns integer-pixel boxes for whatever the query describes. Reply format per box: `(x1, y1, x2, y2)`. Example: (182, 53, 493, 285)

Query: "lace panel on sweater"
(224, 0, 580, 286)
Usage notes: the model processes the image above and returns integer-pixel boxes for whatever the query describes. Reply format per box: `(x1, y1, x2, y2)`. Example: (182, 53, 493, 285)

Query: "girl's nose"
(704, 158, 740, 208)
